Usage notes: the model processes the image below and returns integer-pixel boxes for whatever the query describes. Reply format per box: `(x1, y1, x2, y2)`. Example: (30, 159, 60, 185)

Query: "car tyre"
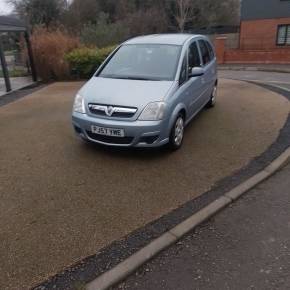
(168, 114, 185, 150)
(206, 84, 217, 108)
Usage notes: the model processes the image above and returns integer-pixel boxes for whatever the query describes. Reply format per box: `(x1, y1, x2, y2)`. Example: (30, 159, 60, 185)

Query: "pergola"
(0, 15, 37, 92)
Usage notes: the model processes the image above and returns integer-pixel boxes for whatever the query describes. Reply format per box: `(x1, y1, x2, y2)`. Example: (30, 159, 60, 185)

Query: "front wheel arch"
(167, 103, 187, 135)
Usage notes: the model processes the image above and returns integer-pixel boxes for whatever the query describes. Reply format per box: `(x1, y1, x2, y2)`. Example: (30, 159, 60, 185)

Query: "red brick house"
(216, 0, 290, 64)
(240, 0, 290, 50)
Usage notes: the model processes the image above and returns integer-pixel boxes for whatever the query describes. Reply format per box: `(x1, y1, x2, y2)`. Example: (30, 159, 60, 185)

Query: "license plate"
(91, 125, 125, 137)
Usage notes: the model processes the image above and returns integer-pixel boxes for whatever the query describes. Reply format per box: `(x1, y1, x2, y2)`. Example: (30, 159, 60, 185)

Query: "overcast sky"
(0, 0, 13, 15)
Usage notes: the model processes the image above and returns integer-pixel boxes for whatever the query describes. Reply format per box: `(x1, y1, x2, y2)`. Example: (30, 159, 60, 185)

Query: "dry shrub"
(30, 27, 80, 81)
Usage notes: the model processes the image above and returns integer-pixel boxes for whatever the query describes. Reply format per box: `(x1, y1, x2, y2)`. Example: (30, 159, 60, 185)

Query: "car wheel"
(168, 114, 185, 150)
(206, 84, 217, 108)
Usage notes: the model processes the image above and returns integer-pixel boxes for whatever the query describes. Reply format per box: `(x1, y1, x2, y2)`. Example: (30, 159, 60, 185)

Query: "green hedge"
(65, 46, 116, 79)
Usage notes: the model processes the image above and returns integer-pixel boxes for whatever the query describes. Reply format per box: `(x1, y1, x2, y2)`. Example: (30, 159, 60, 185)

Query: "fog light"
(74, 125, 82, 134)
(139, 135, 159, 144)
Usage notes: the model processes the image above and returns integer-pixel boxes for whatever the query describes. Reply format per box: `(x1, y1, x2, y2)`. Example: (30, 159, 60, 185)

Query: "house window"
(277, 25, 290, 46)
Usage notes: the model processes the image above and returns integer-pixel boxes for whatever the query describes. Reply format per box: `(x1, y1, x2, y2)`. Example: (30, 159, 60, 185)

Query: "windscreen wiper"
(101, 75, 159, 81)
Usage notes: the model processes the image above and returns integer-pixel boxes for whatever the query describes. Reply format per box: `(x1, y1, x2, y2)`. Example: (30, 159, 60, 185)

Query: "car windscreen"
(98, 44, 181, 81)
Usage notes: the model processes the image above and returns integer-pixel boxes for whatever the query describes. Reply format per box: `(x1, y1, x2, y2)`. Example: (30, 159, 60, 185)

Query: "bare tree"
(8, 0, 67, 27)
(174, 0, 194, 32)
(196, 0, 240, 28)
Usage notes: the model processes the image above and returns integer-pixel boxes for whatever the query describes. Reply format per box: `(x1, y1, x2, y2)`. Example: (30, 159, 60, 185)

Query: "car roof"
(124, 34, 204, 46)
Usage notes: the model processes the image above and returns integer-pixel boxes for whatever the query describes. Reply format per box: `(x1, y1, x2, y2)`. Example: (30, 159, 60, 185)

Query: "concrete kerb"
(87, 232, 177, 290)
(86, 146, 290, 290)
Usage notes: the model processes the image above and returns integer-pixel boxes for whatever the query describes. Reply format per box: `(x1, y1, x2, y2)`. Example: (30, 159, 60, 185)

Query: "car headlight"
(73, 93, 86, 113)
(138, 102, 166, 121)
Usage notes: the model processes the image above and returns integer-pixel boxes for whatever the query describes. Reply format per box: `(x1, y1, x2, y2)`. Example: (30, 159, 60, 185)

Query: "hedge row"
(65, 46, 116, 79)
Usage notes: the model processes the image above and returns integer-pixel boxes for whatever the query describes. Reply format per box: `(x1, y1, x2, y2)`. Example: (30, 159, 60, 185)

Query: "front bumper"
(72, 112, 169, 147)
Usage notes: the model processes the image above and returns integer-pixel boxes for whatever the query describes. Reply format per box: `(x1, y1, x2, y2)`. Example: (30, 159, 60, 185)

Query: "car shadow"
(80, 138, 171, 161)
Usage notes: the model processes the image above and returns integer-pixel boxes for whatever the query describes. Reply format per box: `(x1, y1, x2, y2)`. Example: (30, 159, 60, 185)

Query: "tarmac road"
(0, 79, 289, 289)
(116, 163, 290, 290)
(219, 70, 290, 91)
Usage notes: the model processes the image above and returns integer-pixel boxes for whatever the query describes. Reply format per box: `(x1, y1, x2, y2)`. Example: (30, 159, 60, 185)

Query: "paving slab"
(0, 76, 34, 96)
(0, 79, 289, 290)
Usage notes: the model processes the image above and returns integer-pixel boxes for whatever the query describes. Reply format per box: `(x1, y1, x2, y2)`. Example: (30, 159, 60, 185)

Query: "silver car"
(72, 34, 217, 150)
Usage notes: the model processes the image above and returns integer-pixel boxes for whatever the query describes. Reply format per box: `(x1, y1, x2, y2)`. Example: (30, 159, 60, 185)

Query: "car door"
(197, 39, 217, 105)
(175, 42, 205, 122)
(186, 41, 207, 118)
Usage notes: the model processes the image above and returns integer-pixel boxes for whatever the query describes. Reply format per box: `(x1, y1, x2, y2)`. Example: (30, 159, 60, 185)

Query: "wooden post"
(0, 35, 12, 92)
(24, 31, 37, 82)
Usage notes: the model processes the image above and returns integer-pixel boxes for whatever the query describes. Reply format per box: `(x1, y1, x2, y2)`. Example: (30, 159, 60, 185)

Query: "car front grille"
(86, 131, 134, 145)
(88, 104, 137, 118)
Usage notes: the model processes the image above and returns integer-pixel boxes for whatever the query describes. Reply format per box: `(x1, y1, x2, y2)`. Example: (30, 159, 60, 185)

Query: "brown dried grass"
(30, 27, 80, 81)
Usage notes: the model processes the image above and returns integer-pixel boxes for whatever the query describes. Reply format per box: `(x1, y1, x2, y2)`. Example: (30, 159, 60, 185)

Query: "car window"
(198, 40, 211, 66)
(179, 55, 187, 85)
(205, 41, 215, 60)
(188, 42, 201, 69)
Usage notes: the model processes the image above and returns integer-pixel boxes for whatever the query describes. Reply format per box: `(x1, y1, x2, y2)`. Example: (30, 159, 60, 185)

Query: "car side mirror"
(189, 67, 205, 78)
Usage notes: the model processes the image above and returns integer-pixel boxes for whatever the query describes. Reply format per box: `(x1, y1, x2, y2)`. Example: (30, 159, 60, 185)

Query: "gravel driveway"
(0, 79, 289, 290)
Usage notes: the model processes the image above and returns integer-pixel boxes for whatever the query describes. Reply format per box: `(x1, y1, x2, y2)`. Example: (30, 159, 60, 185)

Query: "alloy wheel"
(174, 117, 184, 146)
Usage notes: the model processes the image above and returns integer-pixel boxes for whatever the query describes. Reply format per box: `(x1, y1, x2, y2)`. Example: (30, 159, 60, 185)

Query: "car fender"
(167, 103, 187, 134)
